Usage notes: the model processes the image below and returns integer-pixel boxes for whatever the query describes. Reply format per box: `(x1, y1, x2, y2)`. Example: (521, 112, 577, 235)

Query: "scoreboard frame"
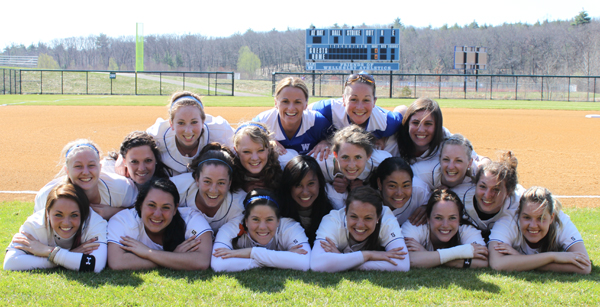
(305, 28, 400, 71)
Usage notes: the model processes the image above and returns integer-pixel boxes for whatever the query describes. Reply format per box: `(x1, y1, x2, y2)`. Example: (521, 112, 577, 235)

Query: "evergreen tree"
(572, 9, 591, 26)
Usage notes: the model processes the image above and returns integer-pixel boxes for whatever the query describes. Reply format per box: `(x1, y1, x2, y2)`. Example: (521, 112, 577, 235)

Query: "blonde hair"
(167, 91, 206, 122)
(275, 77, 309, 101)
(475, 151, 518, 195)
(331, 125, 375, 157)
(517, 186, 563, 252)
(56, 139, 102, 178)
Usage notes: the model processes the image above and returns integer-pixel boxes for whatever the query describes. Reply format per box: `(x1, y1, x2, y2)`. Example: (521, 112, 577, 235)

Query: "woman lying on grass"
(310, 186, 409, 272)
(107, 178, 213, 271)
(402, 189, 488, 269)
(5, 183, 107, 273)
(211, 189, 311, 272)
(489, 186, 591, 274)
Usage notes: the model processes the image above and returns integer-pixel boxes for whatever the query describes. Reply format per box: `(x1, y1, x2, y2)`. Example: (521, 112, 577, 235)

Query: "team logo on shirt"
(192, 230, 197, 236)
(301, 144, 310, 152)
(391, 232, 396, 237)
(293, 239, 298, 244)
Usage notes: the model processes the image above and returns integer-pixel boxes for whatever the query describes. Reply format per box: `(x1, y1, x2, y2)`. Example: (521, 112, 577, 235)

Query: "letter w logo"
(301, 143, 310, 152)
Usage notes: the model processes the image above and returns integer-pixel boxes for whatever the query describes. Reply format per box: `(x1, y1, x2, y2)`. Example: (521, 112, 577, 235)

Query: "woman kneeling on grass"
(488, 186, 591, 274)
(4, 183, 107, 273)
(211, 189, 311, 272)
(310, 186, 410, 272)
(107, 178, 213, 271)
(401, 189, 488, 269)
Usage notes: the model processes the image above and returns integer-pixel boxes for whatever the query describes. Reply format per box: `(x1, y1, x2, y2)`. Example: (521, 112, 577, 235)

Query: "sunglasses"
(345, 73, 375, 86)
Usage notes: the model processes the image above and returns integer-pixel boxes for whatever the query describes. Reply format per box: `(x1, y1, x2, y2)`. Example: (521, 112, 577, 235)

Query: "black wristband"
(79, 254, 96, 272)
(463, 258, 472, 269)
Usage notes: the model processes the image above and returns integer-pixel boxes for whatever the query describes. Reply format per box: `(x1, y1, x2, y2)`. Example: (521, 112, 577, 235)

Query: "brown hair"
(331, 125, 375, 157)
(275, 77, 309, 101)
(45, 183, 91, 249)
(475, 151, 518, 196)
(395, 97, 444, 162)
(517, 186, 563, 252)
(167, 91, 206, 123)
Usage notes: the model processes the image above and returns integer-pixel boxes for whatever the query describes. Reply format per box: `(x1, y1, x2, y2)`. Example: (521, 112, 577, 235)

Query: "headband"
(197, 158, 233, 172)
(66, 144, 99, 159)
(245, 195, 279, 209)
(234, 123, 268, 135)
(170, 95, 203, 111)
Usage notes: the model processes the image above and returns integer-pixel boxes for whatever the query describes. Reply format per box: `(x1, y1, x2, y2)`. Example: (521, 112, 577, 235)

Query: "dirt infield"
(1, 106, 598, 207)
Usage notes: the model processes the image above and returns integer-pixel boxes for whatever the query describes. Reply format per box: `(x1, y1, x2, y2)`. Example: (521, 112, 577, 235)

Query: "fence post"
(438, 75, 441, 99)
(389, 72, 393, 98)
(61, 71, 64, 95)
(183, 72, 186, 91)
(40, 71, 43, 94)
(86, 72, 88, 94)
(272, 73, 276, 96)
(135, 71, 138, 95)
(160, 72, 162, 95)
(413, 75, 417, 99)
(215, 73, 218, 96)
(231, 72, 234, 96)
(514, 76, 518, 100)
(490, 76, 493, 100)
(594, 78, 597, 102)
(541, 76, 543, 101)
(312, 71, 316, 97)
(568, 77, 571, 102)
(207, 73, 210, 95)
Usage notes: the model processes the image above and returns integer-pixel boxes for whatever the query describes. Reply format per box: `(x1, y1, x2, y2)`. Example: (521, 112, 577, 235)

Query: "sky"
(2, 0, 599, 50)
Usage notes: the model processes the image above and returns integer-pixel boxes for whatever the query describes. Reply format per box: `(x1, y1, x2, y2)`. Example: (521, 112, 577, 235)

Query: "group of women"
(4, 73, 591, 274)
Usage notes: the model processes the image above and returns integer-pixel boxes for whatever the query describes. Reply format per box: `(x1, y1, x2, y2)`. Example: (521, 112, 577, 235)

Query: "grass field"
(0, 201, 598, 305)
(2, 94, 600, 110)
(1, 94, 600, 305)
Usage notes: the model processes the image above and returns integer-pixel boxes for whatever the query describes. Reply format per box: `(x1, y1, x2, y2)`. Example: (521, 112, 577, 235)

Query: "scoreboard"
(306, 28, 400, 71)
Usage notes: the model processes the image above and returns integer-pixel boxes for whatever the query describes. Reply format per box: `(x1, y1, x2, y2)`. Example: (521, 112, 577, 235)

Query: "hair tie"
(245, 195, 279, 209)
(66, 144, 99, 159)
(197, 158, 233, 172)
(170, 95, 203, 111)
(234, 123, 268, 135)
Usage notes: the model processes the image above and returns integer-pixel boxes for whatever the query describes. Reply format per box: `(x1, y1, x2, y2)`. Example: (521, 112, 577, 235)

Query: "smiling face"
(408, 110, 436, 156)
(440, 144, 472, 188)
(246, 204, 279, 245)
(343, 82, 377, 126)
(236, 135, 269, 175)
(275, 86, 307, 129)
(428, 200, 460, 244)
(66, 149, 100, 191)
(48, 197, 81, 239)
(346, 200, 379, 242)
(519, 201, 554, 245)
(170, 105, 203, 151)
(125, 145, 156, 186)
(378, 170, 412, 210)
(475, 171, 508, 215)
(291, 170, 319, 209)
(140, 188, 177, 238)
(335, 143, 370, 180)
(195, 164, 231, 213)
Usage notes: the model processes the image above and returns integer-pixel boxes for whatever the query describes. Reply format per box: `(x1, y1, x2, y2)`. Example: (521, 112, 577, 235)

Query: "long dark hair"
(45, 183, 91, 249)
(345, 186, 384, 251)
(425, 189, 471, 250)
(279, 155, 333, 245)
(369, 157, 414, 189)
(109, 131, 173, 180)
(395, 97, 444, 163)
(134, 178, 186, 252)
(232, 189, 281, 248)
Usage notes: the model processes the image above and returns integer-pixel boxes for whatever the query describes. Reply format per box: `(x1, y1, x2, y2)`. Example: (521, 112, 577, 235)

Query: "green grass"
(1, 201, 598, 305)
(2, 94, 600, 110)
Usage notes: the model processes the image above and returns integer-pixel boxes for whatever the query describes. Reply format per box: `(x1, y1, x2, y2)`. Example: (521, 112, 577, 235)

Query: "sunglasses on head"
(345, 73, 375, 87)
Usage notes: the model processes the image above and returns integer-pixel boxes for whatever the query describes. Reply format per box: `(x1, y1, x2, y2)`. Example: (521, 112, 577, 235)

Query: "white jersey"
(171, 172, 246, 233)
(310, 206, 409, 272)
(211, 215, 311, 272)
(489, 211, 583, 254)
(452, 182, 525, 232)
(318, 149, 391, 209)
(401, 220, 485, 251)
(390, 176, 431, 226)
(146, 115, 234, 176)
(414, 158, 480, 191)
(34, 172, 138, 213)
(107, 207, 212, 251)
(4, 210, 107, 272)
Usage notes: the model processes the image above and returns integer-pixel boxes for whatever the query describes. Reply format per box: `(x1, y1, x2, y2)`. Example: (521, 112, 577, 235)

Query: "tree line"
(2, 12, 598, 78)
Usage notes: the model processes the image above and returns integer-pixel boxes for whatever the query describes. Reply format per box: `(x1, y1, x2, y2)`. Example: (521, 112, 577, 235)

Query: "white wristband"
(437, 244, 474, 264)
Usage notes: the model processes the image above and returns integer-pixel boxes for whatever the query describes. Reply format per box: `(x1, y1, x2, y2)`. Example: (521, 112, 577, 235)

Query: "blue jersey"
(253, 108, 332, 155)
(309, 98, 403, 139)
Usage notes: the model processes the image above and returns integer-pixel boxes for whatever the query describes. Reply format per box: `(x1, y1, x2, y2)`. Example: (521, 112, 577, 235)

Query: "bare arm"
(107, 242, 158, 270)
(130, 232, 213, 271)
(489, 241, 591, 274)
(91, 204, 126, 220)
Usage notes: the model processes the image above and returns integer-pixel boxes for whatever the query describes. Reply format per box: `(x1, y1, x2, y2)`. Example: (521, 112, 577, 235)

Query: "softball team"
(7, 75, 590, 274)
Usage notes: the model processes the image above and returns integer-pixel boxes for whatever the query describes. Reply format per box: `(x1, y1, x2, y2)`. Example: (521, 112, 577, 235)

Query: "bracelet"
(463, 258, 472, 269)
(47, 247, 56, 261)
(48, 246, 61, 263)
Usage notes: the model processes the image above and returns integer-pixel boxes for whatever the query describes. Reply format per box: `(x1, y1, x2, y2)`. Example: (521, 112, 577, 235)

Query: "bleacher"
(0, 56, 38, 67)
